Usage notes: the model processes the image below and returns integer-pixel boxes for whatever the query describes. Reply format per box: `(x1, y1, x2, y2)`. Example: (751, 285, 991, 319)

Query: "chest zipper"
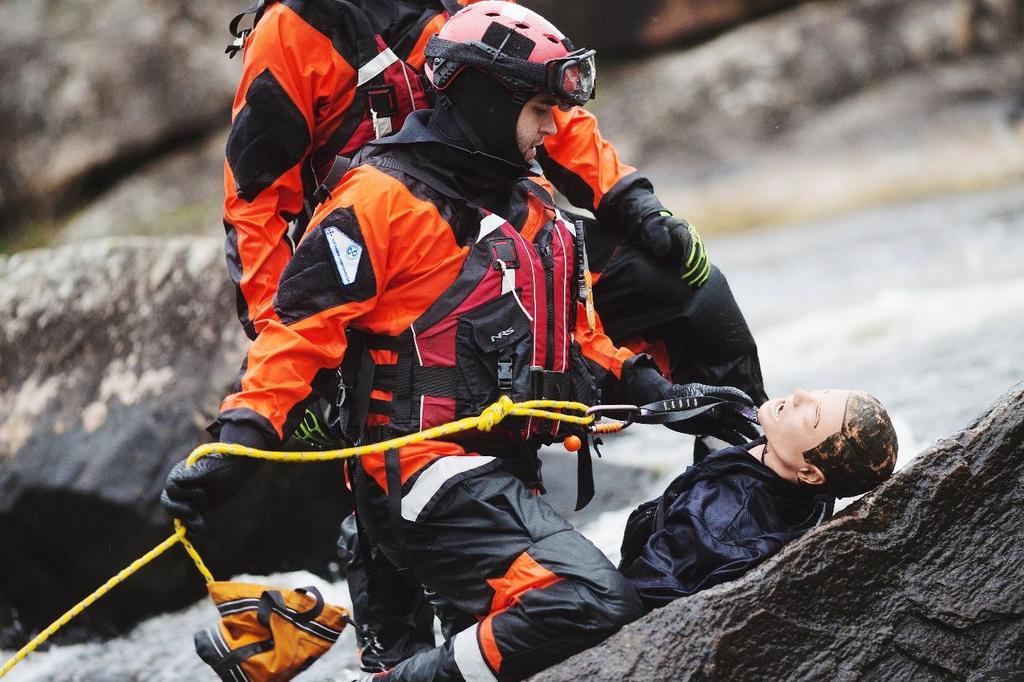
(535, 227, 556, 371)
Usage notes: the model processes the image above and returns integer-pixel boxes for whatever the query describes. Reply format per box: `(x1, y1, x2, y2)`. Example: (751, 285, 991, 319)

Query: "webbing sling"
(348, 450, 411, 572)
(634, 397, 748, 426)
(385, 448, 409, 570)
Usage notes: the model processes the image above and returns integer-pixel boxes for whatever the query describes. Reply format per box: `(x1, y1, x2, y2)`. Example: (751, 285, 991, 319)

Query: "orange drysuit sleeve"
(574, 293, 634, 380)
(539, 106, 668, 235)
(223, 2, 358, 339)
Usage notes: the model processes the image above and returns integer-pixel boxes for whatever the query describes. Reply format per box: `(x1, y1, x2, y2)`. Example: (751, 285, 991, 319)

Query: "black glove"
(622, 355, 759, 445)
(160, 454, 258, 534)
(638, 211, 710, 288)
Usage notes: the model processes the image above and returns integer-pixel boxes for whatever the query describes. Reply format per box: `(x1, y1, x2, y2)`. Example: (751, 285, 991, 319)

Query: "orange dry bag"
(194, 581, 350, 682)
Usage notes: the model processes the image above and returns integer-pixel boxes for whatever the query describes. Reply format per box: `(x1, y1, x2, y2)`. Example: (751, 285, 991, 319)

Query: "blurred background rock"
(1, 0, 1020, 249)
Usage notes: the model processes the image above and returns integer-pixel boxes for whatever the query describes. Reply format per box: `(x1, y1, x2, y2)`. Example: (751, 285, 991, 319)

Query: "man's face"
(758, 388, 850, 480)
(516, 94, 560, 162)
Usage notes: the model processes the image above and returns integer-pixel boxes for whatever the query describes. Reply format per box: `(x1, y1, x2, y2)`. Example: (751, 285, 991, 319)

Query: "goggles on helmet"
(425, 36, 597, 109)
(545, 49, 596, 108)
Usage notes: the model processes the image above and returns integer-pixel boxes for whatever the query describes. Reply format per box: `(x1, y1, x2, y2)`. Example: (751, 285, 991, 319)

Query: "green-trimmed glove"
(639, 210, 710, 288)
(292, 406, 336, 448)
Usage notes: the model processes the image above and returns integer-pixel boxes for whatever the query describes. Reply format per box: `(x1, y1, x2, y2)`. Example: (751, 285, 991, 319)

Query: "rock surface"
(580, 0, 1024, 231)
(591, 0, 1022, 163)
(5, 0, 1023, 245)
(0, 0, 242, 234)
(0, 0, 790, 239)
(0, 238, 350, 644)
(538, 382, 1024, 680)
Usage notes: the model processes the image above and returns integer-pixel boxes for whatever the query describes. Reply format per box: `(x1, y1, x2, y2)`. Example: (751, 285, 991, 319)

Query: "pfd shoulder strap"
(523, 178, 556, 206)
(439, 0, 464, 15)
(226, 0, 273, 58)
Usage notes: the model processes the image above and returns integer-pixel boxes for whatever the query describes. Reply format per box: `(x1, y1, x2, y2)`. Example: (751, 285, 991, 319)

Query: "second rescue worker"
(220, 0, 768, 412)
(164, 3, 758, 680)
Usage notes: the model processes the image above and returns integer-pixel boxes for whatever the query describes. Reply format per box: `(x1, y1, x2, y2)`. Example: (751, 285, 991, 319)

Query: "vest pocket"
(455, 293, 533, 418)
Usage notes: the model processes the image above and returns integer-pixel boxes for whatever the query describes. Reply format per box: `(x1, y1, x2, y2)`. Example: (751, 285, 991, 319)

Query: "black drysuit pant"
(349, 456, 644, 681)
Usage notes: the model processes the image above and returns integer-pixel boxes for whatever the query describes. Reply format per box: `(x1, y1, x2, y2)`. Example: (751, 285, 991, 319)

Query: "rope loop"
(478, 395, 515, 431)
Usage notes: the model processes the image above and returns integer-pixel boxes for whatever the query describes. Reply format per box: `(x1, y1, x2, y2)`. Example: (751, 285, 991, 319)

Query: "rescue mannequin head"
(757, 389, 898, 498)
(424, 1, 595, 165)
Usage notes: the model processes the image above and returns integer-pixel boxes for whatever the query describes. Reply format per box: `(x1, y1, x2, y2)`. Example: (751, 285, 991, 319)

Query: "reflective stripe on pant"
(356, 457, 645, 681)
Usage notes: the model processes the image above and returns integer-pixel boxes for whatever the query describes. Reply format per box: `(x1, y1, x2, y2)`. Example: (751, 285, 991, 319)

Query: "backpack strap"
(226, 0, 274, 58)
(440, 0, 464, 15)
(312, 155, 353, 207)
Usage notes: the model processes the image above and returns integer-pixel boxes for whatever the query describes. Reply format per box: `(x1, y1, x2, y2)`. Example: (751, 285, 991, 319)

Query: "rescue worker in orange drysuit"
(163, 3, 760, 680)
(209, 1, 768, 667)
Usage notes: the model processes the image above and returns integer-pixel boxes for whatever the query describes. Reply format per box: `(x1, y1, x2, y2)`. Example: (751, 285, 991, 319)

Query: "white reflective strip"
(498, 260, 516, 295)
(401, 456, 496, 522)
(357, 48, 400, 86)
(556, 210, 576, 237)
(210, 627, 246, 682)
(411, 324, 423, 365)
(477, 213, 507, 242)
(453, 623, 499, 682)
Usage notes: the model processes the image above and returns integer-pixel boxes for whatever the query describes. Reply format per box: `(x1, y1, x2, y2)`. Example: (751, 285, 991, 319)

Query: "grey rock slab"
(0, 237, 351, 644)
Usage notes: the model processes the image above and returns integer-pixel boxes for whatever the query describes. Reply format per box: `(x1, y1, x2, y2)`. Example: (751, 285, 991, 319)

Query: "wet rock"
(538, 382, 1024, 680)
(0, 238, 352, 645)
(0, 0, 242, 234)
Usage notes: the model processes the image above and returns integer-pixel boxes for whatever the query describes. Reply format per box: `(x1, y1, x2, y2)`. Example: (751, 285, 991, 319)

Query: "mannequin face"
(757, 388, 850, 485)
(516, 94, 559, 161)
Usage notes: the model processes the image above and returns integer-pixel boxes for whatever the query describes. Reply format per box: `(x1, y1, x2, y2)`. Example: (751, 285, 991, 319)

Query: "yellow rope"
(184, 397, 592, 467)
(1, 525, 187, 677)
(0, 398, 592, 678)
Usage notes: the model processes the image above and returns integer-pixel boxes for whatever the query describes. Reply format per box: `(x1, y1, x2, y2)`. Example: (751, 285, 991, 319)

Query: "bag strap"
(385, 448, 410, 571)
(211, 636, 274, 676)
(574, 433, 595, 511)
(258, 587, 326, 626)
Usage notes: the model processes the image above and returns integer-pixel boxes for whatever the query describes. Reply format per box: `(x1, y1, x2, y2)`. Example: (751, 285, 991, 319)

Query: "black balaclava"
(429, 67, 529, 167)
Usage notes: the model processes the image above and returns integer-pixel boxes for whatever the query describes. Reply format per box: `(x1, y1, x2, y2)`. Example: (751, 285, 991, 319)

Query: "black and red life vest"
(350, 200, 599, 448)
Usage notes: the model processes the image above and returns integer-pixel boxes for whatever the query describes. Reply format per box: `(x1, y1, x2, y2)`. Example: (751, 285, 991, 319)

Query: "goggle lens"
(550, 50, 596, 107)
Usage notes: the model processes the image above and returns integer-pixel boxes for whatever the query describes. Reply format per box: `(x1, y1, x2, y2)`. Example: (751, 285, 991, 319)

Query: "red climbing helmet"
(424, 0, 596, 108)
